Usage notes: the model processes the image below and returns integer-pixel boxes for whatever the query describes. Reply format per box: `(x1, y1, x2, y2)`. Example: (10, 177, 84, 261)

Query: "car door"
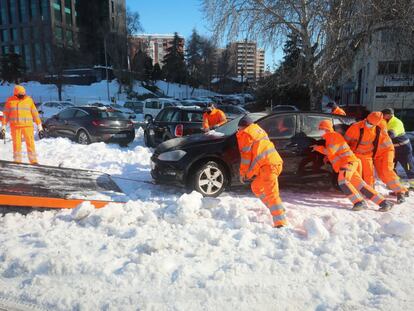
(257, 114, 298, 176)
(71, 109, 89, 139)
(154, 109, 179, 143)
(54, 108, 77, 137)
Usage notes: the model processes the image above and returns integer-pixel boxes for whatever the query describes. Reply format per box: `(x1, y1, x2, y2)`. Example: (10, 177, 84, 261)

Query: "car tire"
(192, 161, 228, 197)
(76, 130, 91, 145)
(144, 131, 155, 147)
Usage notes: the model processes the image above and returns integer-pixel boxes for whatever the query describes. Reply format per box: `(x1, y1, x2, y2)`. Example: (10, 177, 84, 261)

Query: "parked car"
(124, 100, 144, 114)
(87, 101, 136, 121)
(0, 102, 4, 123)
(38, 101, 74, 121)
(272, 105, 300, 112)
(43, 106, 135, 146)
(151, 111, 355, 197)
(144, 106, 205, 147)
(217, 104, 248, 120)
(143, 98, 180, 121)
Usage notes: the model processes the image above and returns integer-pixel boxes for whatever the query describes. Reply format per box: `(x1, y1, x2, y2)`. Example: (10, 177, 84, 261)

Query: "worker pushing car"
(327, 102, 346, 116)
(236, 115, 287, 228)
(202, 102, 227, 131)
(381, 108, 414, 180)
(1, 85, 43, 164)
(344, 111, 408, 203)
(312, 120, 393, 211)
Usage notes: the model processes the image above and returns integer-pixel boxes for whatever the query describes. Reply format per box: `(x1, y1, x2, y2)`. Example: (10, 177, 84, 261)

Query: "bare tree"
(202, 0, 412, 109)
(127, 8, 143, 36)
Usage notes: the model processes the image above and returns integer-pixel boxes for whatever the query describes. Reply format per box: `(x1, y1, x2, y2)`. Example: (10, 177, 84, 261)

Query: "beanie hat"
(381, 108, 394, 115)
(14, 85, 26, 96)
(367, 111, 383, 126)
(238, 115, 254, 128)
(318, 119, 334, 132)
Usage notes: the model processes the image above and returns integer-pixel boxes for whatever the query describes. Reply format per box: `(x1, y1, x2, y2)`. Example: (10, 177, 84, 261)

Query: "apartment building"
(0, 0, 126, 75)
(228, 41, 265, 81)
(129, 34, 185, 67)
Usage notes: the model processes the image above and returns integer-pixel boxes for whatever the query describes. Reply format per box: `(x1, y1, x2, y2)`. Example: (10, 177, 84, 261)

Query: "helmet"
(14, 85, 26, 97)
(238, 115, 254, 129)
(319, 119, 334, 132)
(367, 111, 383, 126)
(381, 108, 394, 115)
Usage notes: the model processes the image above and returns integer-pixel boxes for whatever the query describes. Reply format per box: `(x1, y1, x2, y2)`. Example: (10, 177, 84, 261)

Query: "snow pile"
(156, 80, 217, 99)
(0, 129, 414, 310)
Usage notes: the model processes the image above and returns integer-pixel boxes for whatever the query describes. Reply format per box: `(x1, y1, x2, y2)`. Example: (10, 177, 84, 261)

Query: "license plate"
(151, 161, 156, 169)
(114, 133, 127, 138)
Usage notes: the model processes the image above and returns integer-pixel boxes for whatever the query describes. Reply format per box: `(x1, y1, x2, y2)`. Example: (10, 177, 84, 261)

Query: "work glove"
(38, 124, 45, 139)
(0, 128, 5, 140)
(38, 124, 43, 132)
(239, 175, 245, 184)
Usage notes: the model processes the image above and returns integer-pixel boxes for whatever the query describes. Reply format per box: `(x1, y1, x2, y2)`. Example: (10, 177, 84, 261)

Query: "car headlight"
(158, 150, 187, 161)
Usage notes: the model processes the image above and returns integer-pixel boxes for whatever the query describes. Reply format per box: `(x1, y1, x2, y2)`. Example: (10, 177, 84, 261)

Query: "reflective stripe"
(331, 151, 353, 164)
(258, 194, 266, 200)
(241, 137, 270, 153)
(359, 140, 372, 146)
(247, 148, 277, 174)
(355, 147, 374, 154)
(328, 144, 347, 153)
(371, 194, 383, 205)
(380, 141, 392, 148)
(344, 134, 355, 141)
(338, 179, 346, 185)
(8, 107, 31, 111)
(241, 158, 250, 165)
(9, 117, 34, 121)
(394, 139, 410, 147)
(349, 194, 362, 203)
(273, 214, 286, 222)
(269, 204, 284, 213)
(241, 146, 252, 152)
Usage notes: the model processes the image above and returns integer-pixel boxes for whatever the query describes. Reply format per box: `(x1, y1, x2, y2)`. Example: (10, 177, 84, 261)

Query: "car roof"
(163, 106, 204, 112)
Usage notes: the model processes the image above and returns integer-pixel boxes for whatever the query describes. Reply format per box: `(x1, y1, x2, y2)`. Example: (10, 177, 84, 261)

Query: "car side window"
(302, 115, 330, 137)
(58, 109, 76, 119)
(159, 109, 177, 122)
(185, 112, 203, 122)
(75, 110, 88, 118)
(259, 115, 296, 138)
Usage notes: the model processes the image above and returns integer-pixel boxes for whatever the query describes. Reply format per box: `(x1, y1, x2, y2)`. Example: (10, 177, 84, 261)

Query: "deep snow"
(0, 130, 413, 310)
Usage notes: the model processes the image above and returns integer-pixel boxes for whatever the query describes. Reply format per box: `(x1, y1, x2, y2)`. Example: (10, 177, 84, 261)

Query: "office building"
(129, 34, 185, 67)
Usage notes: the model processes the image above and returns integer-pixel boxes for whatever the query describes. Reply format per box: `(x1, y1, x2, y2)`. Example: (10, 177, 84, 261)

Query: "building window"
(0, 4, 6, 25)
(53, 0, 62, 22)
(54, 26, 63, 41)
(66, 30, 73, 46)
(1, 29, 9, 42)
(378, 61, 399, 75)
(7, 0, 17, 24)
(34, 43, 42, 70)
(30, 0, 37, 20)
(40, 0, 50, 20)
(64, 0, 72, 25)
(111, 0, 115, 13)
(2, 46, 10, 54)
(400, 61, 414, 75)
(18, 0, 28, 23)
(45, 43, 52, 67)
(22, 27, 31, 41)
(10, 28, 18, 41)
(24, 44, 33, 72)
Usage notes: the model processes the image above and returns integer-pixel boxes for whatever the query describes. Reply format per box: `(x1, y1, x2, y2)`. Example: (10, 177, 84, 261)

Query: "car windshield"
(214, 114, 264, 136)
(96, 111, 126, 119)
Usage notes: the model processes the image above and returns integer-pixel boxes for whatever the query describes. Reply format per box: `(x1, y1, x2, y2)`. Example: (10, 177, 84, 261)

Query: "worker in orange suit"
(202, 103, 227, 131)
(373, 115, 408, 203)
(236, 115, 287, 228)
(327, 102, 346, 116)
(312, 120, 393, 211)
(1, 85, 43, 164)
(345, 111, 408, 203)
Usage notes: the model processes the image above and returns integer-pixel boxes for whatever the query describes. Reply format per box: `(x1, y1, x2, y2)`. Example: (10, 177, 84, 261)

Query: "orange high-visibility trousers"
(374, 152, 407, 194)
(355, 154, 375, 187)
(338, 161, 385, 206)
(11, 125, 38, 164)
(250, 164, 287, 227)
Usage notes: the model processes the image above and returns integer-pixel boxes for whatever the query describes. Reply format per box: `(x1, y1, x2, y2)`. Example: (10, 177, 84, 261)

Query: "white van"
(143, 98, 179, 121)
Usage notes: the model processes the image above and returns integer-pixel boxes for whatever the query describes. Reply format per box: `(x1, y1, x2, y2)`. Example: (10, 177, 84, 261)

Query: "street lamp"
(104, 36, 110, 101)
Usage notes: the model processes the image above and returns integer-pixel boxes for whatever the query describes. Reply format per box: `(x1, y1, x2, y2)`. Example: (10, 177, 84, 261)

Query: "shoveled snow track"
(0, 296, 46, 311)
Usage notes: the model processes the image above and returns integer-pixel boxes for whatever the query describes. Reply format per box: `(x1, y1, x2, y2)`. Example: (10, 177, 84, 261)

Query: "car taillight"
(92, 120, 105, 127)
(175, 124, 183, 137)
(128, 120, 134, 127)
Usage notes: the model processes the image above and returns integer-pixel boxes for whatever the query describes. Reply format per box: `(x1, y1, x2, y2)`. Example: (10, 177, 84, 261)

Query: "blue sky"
(126, 0, 283, 69)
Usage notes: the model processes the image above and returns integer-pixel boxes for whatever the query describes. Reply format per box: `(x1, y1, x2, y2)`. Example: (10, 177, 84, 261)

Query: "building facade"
(129, 34, 185, 67)
(0, 0, 126, 76)
(335, 29, 414, 112)
(228, 41, 265, 81)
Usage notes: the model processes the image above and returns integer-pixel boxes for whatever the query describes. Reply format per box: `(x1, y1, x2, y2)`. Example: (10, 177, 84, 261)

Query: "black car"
(217, 104, 248, 119)
(151, 111, 356, 197)
(44, 106, 135, 146)
(144, 106, 205, 147)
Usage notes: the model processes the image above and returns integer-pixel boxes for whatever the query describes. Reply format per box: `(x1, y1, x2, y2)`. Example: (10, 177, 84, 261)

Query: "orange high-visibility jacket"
(237, 123, 283, 179)
(344, 120, 393, 159)
(314, 132, 358, 172)
(332, 106, 346, 116)
(202, 108, 227, 130)
(3, 95, 41, 127)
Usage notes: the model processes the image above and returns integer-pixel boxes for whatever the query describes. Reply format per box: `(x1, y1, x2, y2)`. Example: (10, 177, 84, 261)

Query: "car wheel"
(144, 131, 155, 147)
(193, 161, 227, 197)
(76, 130, 91, 145)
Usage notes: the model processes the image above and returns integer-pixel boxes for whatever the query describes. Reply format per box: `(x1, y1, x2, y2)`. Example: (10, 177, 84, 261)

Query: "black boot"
(379, 200, 394, 212)
(397, 193, 406, 204)
(352, 201, 368, 211)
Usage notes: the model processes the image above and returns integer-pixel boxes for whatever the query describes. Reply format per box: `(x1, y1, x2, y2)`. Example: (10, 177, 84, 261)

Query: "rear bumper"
(90, 129, 135, 144)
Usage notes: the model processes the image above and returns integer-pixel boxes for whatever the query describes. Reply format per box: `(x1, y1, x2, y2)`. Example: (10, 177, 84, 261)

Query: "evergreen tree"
(162, 32, 186, 84)
(186, 29, 203, 87)
(0, 53, 25, 83)
(132, 49, 153, 83)
(152, 63, 163, 81)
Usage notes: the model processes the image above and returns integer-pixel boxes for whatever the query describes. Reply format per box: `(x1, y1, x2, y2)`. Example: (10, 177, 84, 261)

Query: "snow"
(0, 129, 414, 310)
